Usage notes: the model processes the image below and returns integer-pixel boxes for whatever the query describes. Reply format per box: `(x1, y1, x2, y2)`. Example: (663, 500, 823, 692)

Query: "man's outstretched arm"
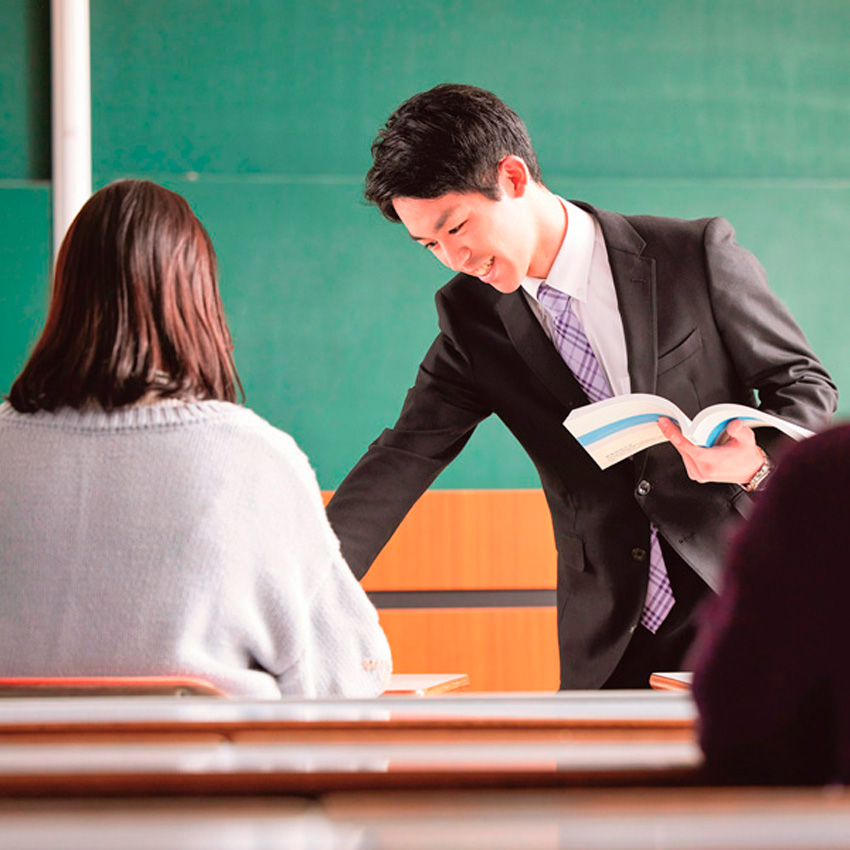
(327, 325, 490, 579)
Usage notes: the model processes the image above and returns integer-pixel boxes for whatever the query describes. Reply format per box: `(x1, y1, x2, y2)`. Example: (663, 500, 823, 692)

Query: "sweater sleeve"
(245, 422, 392, 698)
(290, 548, 393, 698)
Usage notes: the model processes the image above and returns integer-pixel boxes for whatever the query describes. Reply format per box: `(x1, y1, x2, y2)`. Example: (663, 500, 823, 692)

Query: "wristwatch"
(743, 448, 772, 492)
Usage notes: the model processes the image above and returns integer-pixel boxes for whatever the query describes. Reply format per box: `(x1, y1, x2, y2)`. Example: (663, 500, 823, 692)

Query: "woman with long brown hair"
(0, 179, 391, 697)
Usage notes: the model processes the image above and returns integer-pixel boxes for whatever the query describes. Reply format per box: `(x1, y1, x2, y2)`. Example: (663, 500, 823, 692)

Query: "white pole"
(51, 0, 92, 260)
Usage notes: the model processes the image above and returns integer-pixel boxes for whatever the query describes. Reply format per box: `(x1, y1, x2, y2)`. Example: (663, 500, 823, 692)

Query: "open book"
(564, 393, 814, 470)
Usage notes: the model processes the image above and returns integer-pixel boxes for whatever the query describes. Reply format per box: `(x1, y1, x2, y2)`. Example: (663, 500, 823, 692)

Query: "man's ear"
(498, 155, 531, 199)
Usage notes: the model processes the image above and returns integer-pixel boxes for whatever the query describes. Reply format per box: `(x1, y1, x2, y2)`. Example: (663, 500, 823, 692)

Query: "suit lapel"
(495, 291, 589, 414)
(609, 249, 657, 395)
(578, 204, 658, 396)
(495, 202, 659, 410)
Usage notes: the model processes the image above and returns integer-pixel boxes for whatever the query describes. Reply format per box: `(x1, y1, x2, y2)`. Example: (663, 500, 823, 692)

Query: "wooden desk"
(320, 786, 850, 849)
(0, 692, 699, 795)
(0, 735, 700, 795)
(0, 691, 696, 737)
(0, 674, 469, 700)
(649, 672, 693, 692)
(383, 674, 470, 696)
(3, 788, 850, 849)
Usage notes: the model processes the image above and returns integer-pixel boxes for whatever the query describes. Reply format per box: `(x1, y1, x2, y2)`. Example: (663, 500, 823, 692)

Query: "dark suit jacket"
(691, 425, 850, 785)
(327, 204, 837, 689)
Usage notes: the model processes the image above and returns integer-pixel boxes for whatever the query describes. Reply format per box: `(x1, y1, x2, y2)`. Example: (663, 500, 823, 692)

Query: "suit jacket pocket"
(557, 533, 586, 573)
(657, 328, 702, 376)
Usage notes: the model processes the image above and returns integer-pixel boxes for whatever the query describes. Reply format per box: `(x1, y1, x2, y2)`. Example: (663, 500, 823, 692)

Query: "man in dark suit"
(326, 83, 837, 689)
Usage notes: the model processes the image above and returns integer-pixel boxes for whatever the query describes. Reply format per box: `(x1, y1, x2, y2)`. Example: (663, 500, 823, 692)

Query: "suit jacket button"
(631, 548, 648, 562)
(637, 480, 651, 496)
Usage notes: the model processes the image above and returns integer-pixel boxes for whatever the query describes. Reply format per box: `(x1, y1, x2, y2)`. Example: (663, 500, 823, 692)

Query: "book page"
(566, 395, 817, 469)
(689, 403, 815, 447)
(563, 394, 690, 470)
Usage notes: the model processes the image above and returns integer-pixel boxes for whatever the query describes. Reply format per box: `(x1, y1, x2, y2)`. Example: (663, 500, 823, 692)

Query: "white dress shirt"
(521, 199, 631, 396)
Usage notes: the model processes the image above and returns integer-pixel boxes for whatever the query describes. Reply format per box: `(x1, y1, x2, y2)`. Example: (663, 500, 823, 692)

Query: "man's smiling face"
(391, 160, 542, 294)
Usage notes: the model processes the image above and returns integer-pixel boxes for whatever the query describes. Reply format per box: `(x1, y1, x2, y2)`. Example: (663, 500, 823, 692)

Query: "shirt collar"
(521, 199, 595, 305)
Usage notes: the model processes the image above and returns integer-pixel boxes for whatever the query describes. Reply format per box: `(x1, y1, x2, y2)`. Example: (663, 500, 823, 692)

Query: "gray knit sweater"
(0, 400, 391, 697)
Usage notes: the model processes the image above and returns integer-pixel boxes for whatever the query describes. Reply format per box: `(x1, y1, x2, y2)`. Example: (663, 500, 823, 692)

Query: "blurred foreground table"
(2, 787, 850, 849)
(0, 691, 697, 795)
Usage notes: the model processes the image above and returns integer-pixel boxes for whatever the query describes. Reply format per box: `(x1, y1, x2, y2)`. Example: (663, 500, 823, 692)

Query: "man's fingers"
(657, 416, 708, 480)
(724, 418, 755, 445)
(724, 418, 743, 440)
(657, 416, 689, 448)
(659, 415, 762, 484)
(659, 417, 704, 461)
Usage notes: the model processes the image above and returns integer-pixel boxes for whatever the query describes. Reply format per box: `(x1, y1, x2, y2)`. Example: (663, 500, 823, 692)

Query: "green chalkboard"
(0, 0, 49, 180)
(0, 186, 50, 386)
(88, 1, 850, 181)
(1, 0, 848, 489)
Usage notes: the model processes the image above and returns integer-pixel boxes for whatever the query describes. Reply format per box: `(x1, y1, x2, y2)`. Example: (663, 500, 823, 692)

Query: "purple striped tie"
(536, 283, 675, 633)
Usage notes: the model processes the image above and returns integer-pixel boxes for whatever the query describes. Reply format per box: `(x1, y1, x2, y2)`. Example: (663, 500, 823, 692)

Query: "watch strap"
(743, 448, 772, 492)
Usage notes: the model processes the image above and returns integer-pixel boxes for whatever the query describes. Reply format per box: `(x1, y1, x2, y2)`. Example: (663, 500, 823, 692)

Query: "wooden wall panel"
(377, 608, 560, 693)
(323, 489, 557, 591)
(322, 489, 560, 691)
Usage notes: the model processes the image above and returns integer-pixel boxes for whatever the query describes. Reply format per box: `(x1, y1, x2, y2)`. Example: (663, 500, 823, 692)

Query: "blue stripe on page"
(576, 414, 664, 446)
(705, 416, 758, 447)
(577, 413, 762, 449)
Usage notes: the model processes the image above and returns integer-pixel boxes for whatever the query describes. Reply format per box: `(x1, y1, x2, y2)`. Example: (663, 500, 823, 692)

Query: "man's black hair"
(365, 83, 543, 222)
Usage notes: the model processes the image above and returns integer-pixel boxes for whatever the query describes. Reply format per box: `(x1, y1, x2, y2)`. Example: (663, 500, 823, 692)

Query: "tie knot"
(536, 282, 571, 315)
